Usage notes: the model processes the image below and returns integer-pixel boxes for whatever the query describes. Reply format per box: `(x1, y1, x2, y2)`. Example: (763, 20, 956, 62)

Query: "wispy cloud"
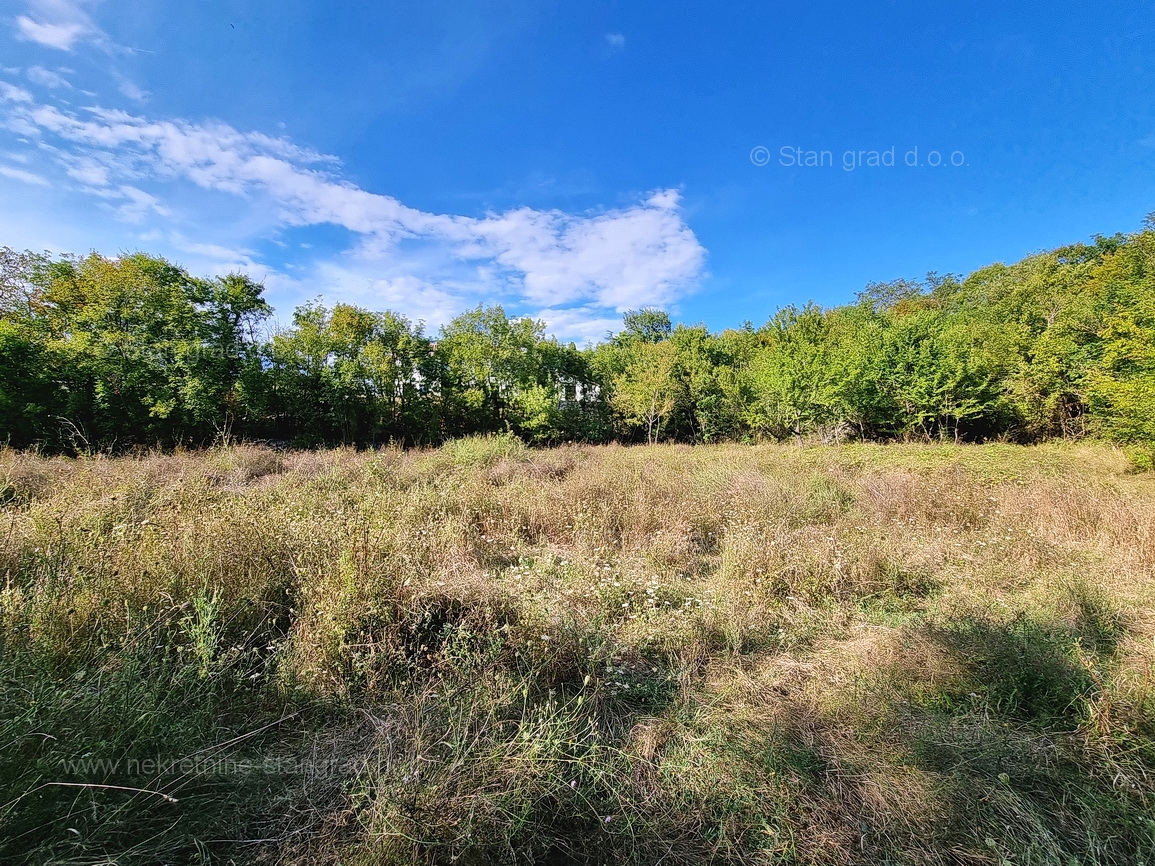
(0, 82, 35, 103)
(63, 154, 109, 185)
(162, 234, 262, 271)
(0, 90, 706, 339)
(116, 78, 148, 102)
(0, 164, 50, 185)
(26, 65, 73, 89)
(112, 184, 170, 221)
(605, 32, 626, 49)
(305, 266, 468, 329)
(14, 0, 105, 51)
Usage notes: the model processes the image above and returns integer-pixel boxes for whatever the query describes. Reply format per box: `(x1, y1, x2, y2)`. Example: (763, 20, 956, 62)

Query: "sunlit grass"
(1, 439, 1152, 864)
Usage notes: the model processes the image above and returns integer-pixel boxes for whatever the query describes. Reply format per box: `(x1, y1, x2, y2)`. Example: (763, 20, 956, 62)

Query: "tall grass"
(1, 440, 1153, 864)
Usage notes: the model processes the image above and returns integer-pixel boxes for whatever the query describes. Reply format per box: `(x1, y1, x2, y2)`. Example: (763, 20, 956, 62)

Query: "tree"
(436, 305, 601, 442)
(1080, 229, 1155, 452)
(24, 252, 272, 447)
(0, 319, 56, 447)
(879, 309, 1014, 442)
(437, 305, 546, 435)
(620, 308, 672, 344)
(744, 304, 842, 441)
(4, 216, 1155, 453)
(856, 277, 927, 313)
(262, 302, 435, 445)
(609, 339, 681, 444)
(180, 273, 271, 440)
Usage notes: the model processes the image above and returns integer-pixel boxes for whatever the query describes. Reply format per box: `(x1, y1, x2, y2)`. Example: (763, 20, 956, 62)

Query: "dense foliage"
(2, 216, 1153, 454)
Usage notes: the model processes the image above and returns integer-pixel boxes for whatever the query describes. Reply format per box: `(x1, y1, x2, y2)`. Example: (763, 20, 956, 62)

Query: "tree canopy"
(3, 217, 1154, 457)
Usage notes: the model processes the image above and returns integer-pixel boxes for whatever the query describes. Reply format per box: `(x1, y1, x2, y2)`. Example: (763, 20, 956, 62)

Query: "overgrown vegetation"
(1, 440, 1153, 864)
(2, 216, 1154, 456)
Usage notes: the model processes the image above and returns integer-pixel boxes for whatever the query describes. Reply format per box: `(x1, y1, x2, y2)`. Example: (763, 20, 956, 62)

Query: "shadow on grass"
(927, 611, 1095, 724)
(3, 586, 1148, 865)
(894, 606, 1154, 865)
(676, 602, 1155, 866)
(0, 598, 336, 866)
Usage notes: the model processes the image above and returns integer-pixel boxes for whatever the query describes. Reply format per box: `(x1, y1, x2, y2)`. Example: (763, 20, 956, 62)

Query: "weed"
(0, 441, 1152, 864)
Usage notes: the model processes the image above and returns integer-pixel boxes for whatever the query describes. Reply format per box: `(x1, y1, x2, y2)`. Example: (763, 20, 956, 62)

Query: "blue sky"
(2, 0, 1153, 343)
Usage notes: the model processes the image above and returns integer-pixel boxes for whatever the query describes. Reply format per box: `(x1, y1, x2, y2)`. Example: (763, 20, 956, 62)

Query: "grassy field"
(1, 438, 1153, 865)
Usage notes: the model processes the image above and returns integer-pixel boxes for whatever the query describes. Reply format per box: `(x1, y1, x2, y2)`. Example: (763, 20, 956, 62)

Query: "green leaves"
(879, 309, 1015, 441)
(608, 338, 681, 444)
(3, 217, 1155, 453)
(0, 250, 275, 449)
(436, 305, 602, 443)
(263, 302, 435, 445)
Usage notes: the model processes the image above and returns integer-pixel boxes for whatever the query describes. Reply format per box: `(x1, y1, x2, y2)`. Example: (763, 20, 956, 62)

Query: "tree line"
(1, 216, 1153, 457)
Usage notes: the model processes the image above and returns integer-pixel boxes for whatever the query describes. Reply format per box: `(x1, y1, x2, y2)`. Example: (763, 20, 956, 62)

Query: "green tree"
(27, 252, 271, 448)
(437, 305, 546, 435)
(1080, 224, 1155, 454)
(744, 304, 842, 441)
(608, 339, 682, 443)
(436, 305, 600, 442)
(620, 307, 673, 344)
(263, 302, 435, 445)
(880, 308, 1014, 442)
(0, 249, 58, 446)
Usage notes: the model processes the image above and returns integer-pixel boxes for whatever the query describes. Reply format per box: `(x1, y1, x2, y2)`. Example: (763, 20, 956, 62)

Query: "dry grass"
(1, 438, 1153, 864)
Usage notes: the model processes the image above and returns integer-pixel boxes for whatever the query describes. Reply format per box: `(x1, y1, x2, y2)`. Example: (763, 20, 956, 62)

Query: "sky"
(1, 0, 1154, 344)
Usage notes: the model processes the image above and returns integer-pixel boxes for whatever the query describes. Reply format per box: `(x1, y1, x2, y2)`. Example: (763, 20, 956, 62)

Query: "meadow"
(1, 437, 1153, 865)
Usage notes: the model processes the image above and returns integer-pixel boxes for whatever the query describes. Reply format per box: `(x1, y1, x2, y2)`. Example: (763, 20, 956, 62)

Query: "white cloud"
(535, 306, 625, 347)
(113, 184, 170, 221)
(27, 65, 73, 89)
(71, 177, 168, 220)
(14, 0, 104, 51)
(0, 94, 706, 341)
(0, 164, 50, 185)
(64, 155, 110, 185)
(605, 32, 626, 49)
(16, 17, 86, 50)
(165, 234, 261, 271)
(312, 267, 467, 329)
(117, 78, 148, 102)
(470, 191, 703, 310)
(0, 82, 35, 103)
